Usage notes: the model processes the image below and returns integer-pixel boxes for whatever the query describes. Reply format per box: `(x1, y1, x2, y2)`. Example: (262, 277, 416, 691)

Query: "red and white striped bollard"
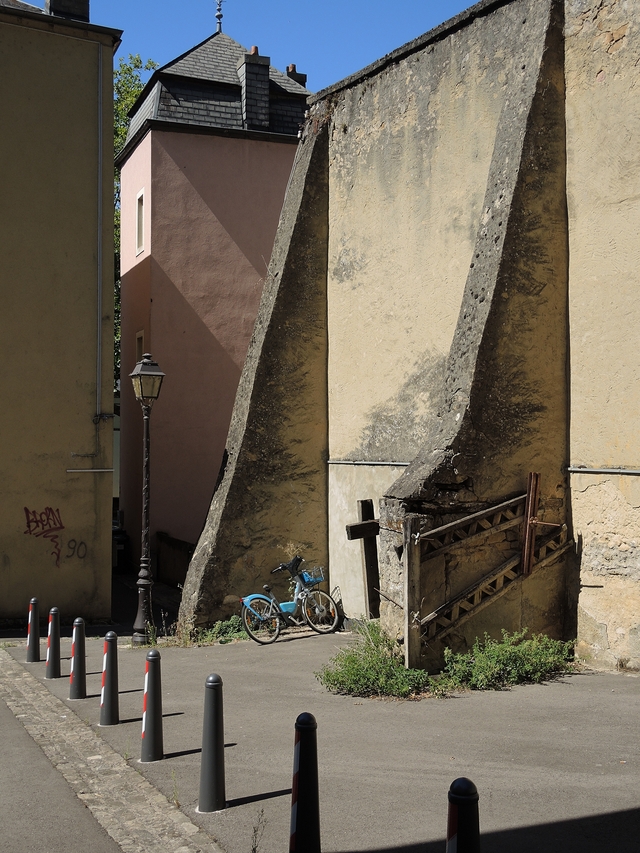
(45, 607, 61, 679)
(26, 598, 40, 662)
(99, 631, 119, 726)
(69, 617, 87, 700)
(289, 712, 321, 853)
(446, 777, 480, 853)
(141, 648, 163, 762)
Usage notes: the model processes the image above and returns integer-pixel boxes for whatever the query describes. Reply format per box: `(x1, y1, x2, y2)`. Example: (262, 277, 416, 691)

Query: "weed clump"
(193, 614, 247, 644)
(315, 620, 438, 698)
(316, 622, 575, 699)
(148, 613, 247, 646)
(442, 629, 575, 690)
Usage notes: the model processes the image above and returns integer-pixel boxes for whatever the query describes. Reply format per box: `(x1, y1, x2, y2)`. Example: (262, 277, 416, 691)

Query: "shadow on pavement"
(118, 711, 184, 725)
(227, 788, 292, 808)
(164, 747, 202, 759)
(337, 807, 640, 853)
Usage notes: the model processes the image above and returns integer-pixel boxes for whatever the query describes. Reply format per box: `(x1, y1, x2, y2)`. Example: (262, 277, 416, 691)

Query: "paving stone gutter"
(0, 649, 224, 853)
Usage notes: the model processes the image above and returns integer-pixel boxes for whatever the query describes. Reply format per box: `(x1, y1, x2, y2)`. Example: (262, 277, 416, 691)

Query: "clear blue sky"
(34, 1, 475, 92)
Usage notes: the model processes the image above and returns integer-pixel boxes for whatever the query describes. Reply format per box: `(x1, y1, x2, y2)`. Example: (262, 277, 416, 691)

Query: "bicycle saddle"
(271, 555, 303, 574)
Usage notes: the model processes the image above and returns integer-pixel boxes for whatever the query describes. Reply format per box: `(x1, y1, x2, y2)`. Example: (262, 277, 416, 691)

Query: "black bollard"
(289, 712, 321, 853)
(140, 649, 163, 762)
(69, 617, 87, 700)
(198, 674, 226, 812)
(45, 607, 61, 679)
(99, 632, 119, 726)
(26, 598, 40, 662)
(446, 777, 480, 853)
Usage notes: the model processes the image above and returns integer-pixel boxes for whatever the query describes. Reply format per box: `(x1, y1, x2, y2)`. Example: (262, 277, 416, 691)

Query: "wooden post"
(403, 515, 422, 669)
(358, 499, 380, 618)
(345, 501, 381, 619)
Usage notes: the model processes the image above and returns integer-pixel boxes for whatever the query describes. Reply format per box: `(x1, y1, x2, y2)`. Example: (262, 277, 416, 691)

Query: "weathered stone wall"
(378, 0, 570, 662)
(180, 0, 640, 671)
(564, 0, 640, 670)
(326, 0, 536, 615)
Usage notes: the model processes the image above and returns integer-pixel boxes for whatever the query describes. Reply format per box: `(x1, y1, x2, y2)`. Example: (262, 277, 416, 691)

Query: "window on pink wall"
(136, 190, 144, 255)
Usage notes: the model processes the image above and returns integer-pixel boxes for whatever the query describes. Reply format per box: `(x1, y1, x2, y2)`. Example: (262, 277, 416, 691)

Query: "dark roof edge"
(309, 0, 516, 104)
(127, 72, 243, 121)
(157, 30, 222, 75)
(0, 3, 122, 46)
(115, 118, 299, 168)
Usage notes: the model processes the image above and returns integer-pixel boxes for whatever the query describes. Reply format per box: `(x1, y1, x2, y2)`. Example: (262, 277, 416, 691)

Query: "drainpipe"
(70, 39, 112, 462)
(96, 40, 103, 419)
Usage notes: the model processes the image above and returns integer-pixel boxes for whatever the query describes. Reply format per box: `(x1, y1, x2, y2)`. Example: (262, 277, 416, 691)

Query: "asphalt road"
(0, 693, 123, 853)
(2, 629, 639, 853)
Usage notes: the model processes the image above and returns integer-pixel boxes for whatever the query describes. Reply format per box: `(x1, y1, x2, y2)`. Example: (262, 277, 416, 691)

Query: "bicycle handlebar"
(270, 555, 304, 575)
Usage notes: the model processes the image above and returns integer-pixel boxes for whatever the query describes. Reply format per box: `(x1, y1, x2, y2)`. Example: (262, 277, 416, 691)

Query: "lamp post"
(129, 353, 165, 646)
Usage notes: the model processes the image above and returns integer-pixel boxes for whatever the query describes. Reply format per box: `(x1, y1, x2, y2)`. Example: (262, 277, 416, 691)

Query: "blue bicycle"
(240, 556, 339, 644)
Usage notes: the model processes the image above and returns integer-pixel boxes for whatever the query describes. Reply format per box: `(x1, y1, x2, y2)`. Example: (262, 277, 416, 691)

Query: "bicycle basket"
(301, 567, 324, 585)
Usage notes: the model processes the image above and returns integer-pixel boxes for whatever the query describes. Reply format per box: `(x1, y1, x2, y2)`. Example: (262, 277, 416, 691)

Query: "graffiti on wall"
(24, 507, 65, 567)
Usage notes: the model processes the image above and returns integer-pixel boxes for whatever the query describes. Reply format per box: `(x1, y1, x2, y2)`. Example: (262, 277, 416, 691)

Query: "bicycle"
(240, 555, 340, 644)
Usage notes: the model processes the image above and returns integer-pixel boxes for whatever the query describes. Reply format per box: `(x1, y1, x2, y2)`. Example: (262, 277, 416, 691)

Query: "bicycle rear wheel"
(241, 600, 281, 644)
(303, 590, 339, 634)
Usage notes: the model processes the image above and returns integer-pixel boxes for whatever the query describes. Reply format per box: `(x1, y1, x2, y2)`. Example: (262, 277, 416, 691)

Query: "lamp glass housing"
(129, 354, 165, 405)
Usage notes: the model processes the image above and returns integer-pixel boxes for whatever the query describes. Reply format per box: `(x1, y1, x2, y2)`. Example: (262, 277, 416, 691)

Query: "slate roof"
(123, 31, 310, 152)
(0, 0, 44, 11)
(162, 31, 308, 96)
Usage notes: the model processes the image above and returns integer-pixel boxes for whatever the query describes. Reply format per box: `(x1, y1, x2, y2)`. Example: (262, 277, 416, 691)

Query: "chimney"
(45, 0, 90, 22)
(237, 46, 270, 131)
(287, 64, 307, 88)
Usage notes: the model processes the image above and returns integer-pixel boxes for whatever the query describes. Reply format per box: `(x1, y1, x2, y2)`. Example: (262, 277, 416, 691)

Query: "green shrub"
(441, 629, 575, 690)
(315, 620, 438, 698)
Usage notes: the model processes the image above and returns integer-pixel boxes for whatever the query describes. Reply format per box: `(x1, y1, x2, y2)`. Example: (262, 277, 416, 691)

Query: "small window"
(136, 331, 144, 363)
(136, 190, 144, 255)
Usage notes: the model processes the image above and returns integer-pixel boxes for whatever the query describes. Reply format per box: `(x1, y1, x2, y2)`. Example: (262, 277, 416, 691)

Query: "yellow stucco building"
(0, 0, 121, 619)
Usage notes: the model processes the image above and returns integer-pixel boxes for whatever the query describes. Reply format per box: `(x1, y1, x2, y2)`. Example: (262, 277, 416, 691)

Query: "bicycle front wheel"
(303, 590, 339, 634)
(241, 600, 281, 644)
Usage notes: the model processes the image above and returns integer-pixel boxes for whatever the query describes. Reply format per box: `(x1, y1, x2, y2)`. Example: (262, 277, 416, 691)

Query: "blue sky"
(33, 1, 474, 92)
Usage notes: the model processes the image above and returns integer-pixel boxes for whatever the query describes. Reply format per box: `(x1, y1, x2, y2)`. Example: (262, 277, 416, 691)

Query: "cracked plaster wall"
(566, 0, 640, 669)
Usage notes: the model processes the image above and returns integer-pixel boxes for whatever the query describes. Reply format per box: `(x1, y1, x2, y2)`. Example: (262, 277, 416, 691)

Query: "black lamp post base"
(132, 580, 153, 646)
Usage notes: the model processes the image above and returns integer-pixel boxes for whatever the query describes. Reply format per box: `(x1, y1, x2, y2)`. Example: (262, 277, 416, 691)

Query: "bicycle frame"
(241, 581, 308, 626)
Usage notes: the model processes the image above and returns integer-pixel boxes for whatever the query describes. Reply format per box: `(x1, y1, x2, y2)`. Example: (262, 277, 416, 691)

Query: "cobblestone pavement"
(0, 649, 223, 853)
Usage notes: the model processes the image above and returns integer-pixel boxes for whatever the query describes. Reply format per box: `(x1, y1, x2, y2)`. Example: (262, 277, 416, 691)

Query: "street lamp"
(129, 353, 165, 646)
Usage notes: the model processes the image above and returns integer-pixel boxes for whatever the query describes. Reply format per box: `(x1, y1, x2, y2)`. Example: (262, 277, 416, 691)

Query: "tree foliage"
(113, 54, 158, 391)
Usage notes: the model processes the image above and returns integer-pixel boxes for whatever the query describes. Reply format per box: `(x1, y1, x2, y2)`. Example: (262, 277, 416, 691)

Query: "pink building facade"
(118, 30, 308, 583)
